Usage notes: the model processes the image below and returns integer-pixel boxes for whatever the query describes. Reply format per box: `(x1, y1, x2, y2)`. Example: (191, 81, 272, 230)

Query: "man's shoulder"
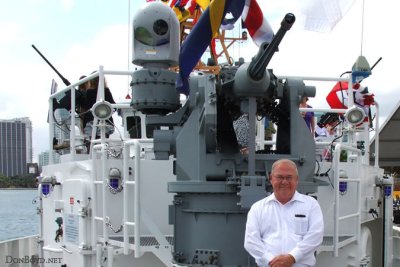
(251, 194, 274, 208)
(295, 192, 319, 204)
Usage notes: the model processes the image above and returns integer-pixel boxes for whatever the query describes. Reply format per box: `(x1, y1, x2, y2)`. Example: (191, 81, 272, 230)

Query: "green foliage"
(0, 174, 37, 188)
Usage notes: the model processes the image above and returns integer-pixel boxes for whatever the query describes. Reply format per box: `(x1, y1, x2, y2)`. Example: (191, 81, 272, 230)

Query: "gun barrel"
(32, 44, 71, 86)
(248, 13, 295, 81)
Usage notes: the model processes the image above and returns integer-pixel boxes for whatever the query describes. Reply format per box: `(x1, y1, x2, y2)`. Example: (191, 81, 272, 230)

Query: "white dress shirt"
(244, 191, 324, 267)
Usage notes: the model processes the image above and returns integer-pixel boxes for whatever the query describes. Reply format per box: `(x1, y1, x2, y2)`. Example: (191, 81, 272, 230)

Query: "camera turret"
(131, 2, 181, 115)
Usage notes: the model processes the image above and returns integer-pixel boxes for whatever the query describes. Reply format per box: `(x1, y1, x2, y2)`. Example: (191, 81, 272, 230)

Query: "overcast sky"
(1, 0, 399, 161)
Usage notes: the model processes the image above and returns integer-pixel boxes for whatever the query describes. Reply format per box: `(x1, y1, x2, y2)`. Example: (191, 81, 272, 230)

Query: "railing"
(122, 139, 150, 257)
(332, 143, 362, 257)
(0, 235, 40, 266)
(92, 140, 142, 260)
(48, 66, 135, 163)
(91, 138, 168, 265)
(91, 140, 142, 264)
(394, 226, 400, 265)
(47, 65, 174, 265)
(92, 143, 109, 247)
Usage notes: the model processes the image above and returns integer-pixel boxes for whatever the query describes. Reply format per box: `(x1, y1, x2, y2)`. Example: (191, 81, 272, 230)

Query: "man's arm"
(269, 254, 295, 267)
(289, 198, 324, 263)
(244, 203, 275, 267)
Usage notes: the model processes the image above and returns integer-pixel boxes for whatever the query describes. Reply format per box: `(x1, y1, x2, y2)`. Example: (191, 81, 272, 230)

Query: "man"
(244, 159, 324, 267)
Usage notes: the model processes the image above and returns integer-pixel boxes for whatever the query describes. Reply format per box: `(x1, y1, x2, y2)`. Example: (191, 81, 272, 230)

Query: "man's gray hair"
(271, 159, 299, 176)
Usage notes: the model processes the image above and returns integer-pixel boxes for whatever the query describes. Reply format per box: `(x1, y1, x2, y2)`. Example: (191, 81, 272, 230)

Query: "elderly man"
(244, 159, 324, 267)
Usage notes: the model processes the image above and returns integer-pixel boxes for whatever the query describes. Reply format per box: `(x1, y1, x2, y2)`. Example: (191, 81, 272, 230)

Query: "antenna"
(31, 44, 71, 86)
(127, 0, 132, 97)
(360, 0, 365, 55)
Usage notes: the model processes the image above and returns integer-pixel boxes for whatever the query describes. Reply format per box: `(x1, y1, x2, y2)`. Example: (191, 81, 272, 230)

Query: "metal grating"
(108, 236, 174, 246)
(321, 235, 354, 246)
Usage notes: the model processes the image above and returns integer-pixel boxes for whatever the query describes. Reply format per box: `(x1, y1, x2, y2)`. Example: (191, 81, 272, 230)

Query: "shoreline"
(0, 188, 37, 190)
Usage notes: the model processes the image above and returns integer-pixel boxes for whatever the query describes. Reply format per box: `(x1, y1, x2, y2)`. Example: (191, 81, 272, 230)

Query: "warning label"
(64, 214, 79, 245)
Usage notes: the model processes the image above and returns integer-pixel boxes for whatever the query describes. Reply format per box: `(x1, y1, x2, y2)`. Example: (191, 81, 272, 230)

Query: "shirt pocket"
(294, 216, 308, 235)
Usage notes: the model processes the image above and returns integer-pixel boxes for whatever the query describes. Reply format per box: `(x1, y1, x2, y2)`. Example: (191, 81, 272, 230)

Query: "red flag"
(241, 0, 273, 46)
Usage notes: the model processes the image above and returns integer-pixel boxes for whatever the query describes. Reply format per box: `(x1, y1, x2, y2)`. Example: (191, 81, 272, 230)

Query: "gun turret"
(248, 13, 295, 81)
(233, 13, 295, 97)
(32, 44, 71, 86)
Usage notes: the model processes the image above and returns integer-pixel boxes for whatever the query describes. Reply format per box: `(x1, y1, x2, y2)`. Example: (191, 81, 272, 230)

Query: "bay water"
(0, 189, 39, 241)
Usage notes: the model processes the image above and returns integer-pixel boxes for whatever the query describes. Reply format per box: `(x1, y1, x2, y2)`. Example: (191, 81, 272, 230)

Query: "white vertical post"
(374, 101, 379, 167)
(356, 152, 362, 247)
(122, 139, 143, 256)
(92, 144, 109, 243)
(70, 86, 76, 159)
(37, 185, 44, 260)
(101, 144, 108, 242)
(133, 140, 141, 257)
(49, 99, 55, 164)
(123, 141, 130, 255)
(361, 122, 369, 165)
(98, 66, 105, 101)
(333, 144, 341, 257)
(91, 149, 98, 249)
(107, 246, 114, 267)
(384, 192, 393, 267)
(347, 75, 354, 107)
(96, 244, 102, 266)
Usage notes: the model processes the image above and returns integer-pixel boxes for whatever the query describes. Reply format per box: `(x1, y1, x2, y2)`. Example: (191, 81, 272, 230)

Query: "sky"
(1, 0, 399, 162)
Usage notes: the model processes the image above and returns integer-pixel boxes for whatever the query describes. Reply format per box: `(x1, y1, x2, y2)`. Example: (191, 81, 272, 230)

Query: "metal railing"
(332, 143, 362, 256)
(48, 66, 135, 163)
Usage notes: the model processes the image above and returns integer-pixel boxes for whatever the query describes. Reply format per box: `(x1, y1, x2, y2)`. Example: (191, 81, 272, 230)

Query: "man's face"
(270, 163, 299, 204)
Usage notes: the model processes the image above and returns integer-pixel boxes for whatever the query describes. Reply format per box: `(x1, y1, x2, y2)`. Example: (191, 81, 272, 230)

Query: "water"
(0, 189, 39, 241)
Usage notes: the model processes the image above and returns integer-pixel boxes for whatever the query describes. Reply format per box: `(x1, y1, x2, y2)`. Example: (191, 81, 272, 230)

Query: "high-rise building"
(51, 78, 73, 144)
(38, 150, 60, 168)
(0, 117, 33, 177)
(54, 109, 71, 142)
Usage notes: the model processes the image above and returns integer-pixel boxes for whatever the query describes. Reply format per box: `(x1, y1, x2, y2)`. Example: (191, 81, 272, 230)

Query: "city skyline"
(0, 117, 32, 177)
(1, 1, 400, 161)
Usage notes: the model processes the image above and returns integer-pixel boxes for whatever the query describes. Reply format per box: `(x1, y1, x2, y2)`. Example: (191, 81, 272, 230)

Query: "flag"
(326, 81, 349, 110)
(176, 0, 273, 95)
(326, 81, 374, 120)
(176, 0, 243, 95)
(241, 0, 273, 47)
(301, 0, 356, 32)
(47, 79, 58, 123)
(50, 79, 58, 95)
(195, 0, 211, 11)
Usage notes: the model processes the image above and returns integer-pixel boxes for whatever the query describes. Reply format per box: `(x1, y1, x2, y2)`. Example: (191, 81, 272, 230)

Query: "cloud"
(4, 0, 400, 162)
(59, 24, 132, 98)
(61, 0, 74, 11)
(20, 23, 131, 160)
(0, 22, 23, 44)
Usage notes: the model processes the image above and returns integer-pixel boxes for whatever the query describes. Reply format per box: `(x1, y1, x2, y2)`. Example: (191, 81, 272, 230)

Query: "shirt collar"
(265, 191, 305, 205)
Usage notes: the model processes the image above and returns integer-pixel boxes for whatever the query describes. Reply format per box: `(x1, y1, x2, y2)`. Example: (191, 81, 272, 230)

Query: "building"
(51, 79, 73, 144)
(54, 108, 71, 142)
(27, 163, 39, 176)
(38, 150, 60, 168)
(0, 117, 33, 177)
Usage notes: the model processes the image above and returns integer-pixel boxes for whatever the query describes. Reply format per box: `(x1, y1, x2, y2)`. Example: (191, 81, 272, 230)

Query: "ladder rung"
(337, 236, 357, 248)
(125, 222, 135, 227)
(338, 212, 360, 221)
